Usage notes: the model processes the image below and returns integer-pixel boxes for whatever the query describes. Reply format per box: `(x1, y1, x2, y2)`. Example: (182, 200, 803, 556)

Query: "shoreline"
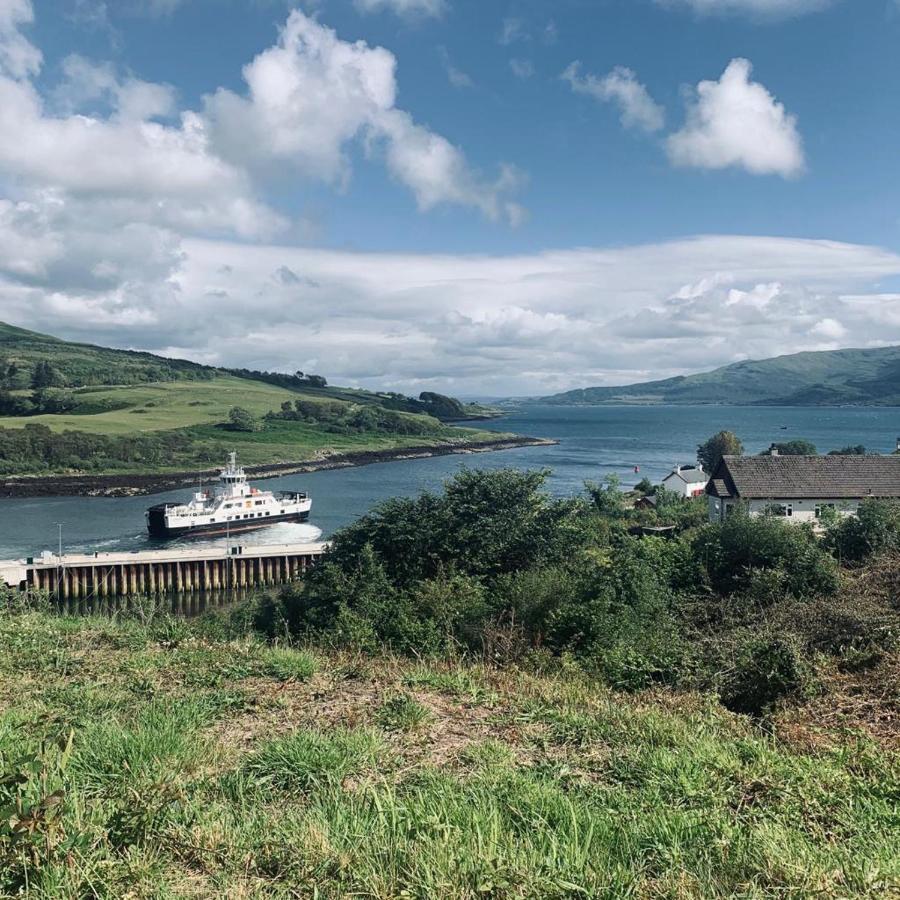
(0, 435, 557, 498)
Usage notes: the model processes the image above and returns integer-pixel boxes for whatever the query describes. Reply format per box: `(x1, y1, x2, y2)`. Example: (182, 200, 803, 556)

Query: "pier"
(0, 542, 327, 605)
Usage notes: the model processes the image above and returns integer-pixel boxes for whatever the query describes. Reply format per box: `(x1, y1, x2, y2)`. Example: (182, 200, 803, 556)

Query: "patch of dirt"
(207, 666, 550, 773)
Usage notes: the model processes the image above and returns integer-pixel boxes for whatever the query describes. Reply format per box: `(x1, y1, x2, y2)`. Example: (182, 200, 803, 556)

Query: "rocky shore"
(0, 436, 557, 498)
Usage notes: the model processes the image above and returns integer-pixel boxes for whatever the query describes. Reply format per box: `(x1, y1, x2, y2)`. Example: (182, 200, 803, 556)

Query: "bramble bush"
(256, 467, 898, 715)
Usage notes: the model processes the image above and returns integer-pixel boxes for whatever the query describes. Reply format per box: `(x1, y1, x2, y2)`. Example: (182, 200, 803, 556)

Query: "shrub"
(826, 499, 900, 563)
(693, 511, 839, 598)
(227, 406, 259, 432)
(719, 633, 813, 716)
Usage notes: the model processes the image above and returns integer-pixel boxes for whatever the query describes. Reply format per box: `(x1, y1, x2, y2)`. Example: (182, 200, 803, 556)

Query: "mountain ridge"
(539, 345, 900, 407)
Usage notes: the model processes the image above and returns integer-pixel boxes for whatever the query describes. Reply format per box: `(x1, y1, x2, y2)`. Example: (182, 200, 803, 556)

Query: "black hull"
(147, 511, 309, 540)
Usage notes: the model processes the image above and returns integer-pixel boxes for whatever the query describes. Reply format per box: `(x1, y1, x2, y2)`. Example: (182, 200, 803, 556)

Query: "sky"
(0, 0, 899, 396)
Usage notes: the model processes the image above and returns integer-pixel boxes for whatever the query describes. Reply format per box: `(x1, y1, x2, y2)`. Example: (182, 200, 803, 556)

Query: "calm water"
(2, 404, 898, 559)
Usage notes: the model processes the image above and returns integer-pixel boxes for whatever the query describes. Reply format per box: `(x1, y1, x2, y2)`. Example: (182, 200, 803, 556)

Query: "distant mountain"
(540, 346, 900, 407)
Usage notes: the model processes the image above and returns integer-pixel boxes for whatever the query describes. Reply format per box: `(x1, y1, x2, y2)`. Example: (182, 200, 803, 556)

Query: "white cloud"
(0, 0, 41, 78)
(5, 233, 900, 395)
(657, 0, 833, 19)
(499, 16, 527, 45)
(355, 0, 447, 18)
(205, 11, 523, 222)
(667, 58, 804, 177)
(438, 47, 473, 88)
(509, 58, 534, 80)
(563, 62, 665, 133)
(54, 55, 177, 121)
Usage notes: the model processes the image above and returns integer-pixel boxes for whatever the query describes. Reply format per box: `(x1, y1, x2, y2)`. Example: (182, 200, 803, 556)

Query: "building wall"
(662, 474, 706, 499)
(708, 496, 861, 524)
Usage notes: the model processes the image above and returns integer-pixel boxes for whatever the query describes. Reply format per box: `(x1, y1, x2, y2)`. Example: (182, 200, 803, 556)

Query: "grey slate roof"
(706, 455, 900, 500)
(665, 466, 708, 485)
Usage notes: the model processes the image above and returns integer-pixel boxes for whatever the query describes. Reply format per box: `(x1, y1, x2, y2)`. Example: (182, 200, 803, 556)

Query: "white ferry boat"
(146, 453, 311, 539)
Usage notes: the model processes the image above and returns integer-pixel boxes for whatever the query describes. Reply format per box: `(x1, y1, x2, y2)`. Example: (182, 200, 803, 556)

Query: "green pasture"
(0, 377, 301, 435)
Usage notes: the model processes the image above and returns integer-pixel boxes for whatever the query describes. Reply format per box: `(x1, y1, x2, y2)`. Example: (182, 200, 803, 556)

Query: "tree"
(829, 445, 867, 456)
(697, 431, 743, 472)
(586, 474, 625, 518)
(227, 406, 258, 432)
(30, 361, 62, 389)
(634, 477, 655, 496)
(769, 440, 817, 456)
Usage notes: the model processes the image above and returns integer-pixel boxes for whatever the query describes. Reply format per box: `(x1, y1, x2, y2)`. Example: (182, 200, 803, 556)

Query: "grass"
(0, 609, 897, 897)
(0, 376, 296, 434)
(0, 373, 508, 475)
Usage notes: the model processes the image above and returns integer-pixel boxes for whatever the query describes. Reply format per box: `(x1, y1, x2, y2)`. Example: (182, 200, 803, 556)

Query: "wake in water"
(55, 521, 325, 558)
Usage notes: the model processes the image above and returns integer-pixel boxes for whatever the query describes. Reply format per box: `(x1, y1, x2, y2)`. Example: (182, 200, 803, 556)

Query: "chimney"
(896, 437, 900, 453)
(769, 444, 780, 456)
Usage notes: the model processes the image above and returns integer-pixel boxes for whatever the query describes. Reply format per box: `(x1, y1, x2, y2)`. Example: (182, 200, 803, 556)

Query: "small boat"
(146, 452, 311, 539)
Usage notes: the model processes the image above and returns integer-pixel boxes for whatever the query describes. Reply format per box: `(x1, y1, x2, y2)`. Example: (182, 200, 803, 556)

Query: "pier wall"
(1, 542, 327, 607)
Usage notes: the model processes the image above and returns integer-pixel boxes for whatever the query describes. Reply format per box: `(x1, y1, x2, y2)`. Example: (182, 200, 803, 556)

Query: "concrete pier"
(0, 542, 327, 603)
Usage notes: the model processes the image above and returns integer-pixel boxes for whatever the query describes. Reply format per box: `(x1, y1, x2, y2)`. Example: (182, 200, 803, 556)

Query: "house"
(661, 465, 708, 499)
(634, 494, 657, 511)
(706, 454, 900, 524)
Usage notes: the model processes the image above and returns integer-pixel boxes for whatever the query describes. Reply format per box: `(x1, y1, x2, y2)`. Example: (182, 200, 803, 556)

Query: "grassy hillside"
(0, 607, 896, 898)
(0, 324, 508, 477)
(2, 470, 900, 895)
(0, 321, 212, 387)
(542, 345, 900, 406)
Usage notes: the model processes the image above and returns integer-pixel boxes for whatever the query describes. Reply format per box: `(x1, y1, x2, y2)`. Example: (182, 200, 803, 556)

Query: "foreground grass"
(0, 611, 897, 898)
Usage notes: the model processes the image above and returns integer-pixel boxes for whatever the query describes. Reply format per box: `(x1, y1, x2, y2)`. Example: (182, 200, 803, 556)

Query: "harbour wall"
(0, 542, 327, 610)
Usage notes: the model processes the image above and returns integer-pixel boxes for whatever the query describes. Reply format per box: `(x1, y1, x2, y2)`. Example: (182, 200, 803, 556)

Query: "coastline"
(0, 435, 557, 498)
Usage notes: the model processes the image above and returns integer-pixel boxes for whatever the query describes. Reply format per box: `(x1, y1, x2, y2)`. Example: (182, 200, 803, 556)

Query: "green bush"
(826, 500, 900, 563)
(719, 633, 813, 716)
(693, 511, 839, 598)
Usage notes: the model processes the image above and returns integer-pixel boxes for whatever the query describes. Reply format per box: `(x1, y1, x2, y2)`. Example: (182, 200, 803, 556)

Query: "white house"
(706, 454, 900, 525)
(661, 465, 708, 499)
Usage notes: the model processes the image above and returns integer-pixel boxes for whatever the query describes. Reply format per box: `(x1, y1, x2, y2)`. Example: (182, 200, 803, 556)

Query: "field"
(0, 372, 508, 478)
(1, 607, 897, 898)
(0, 323, 513, 478)
(0, 377, 301, 435)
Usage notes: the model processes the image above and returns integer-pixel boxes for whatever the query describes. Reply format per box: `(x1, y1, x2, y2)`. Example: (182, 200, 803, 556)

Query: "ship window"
(255, 500, 264, 506)
(265, 512, 270, 516)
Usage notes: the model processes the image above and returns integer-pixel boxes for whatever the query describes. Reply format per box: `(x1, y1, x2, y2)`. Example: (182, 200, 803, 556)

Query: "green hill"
(0, 322, 507, 478)
(541, 345, 900, 406)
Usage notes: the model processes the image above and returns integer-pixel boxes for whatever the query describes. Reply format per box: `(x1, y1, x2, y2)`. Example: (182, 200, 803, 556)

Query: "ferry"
(146, 453, 311, 539)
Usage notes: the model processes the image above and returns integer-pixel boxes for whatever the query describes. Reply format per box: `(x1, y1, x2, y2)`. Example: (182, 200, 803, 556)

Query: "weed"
(261, 647, 317, 682)
(241, 728, 382, 793)
(375, 693, 431, 731)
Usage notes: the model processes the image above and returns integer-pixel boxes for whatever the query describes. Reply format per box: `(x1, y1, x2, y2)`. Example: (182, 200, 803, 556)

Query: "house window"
(769, 503, 792, 518)
(815, 503, 836, 519)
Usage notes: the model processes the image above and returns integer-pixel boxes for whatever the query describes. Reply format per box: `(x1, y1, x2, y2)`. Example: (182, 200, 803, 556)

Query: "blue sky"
(1, 0, 900, 394)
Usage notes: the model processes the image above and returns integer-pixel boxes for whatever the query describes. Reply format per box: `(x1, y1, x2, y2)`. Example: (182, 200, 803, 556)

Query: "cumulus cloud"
(354, 0, 447, 18)
(204, 11, 523, 222)
(667, 58, 804, 177)
(563, 62, 665, 133)
(54, 54, 177, 121)
(0, 0, 41, 78)
(6, 232, 900, 395)
(656, 0, 833, 19)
